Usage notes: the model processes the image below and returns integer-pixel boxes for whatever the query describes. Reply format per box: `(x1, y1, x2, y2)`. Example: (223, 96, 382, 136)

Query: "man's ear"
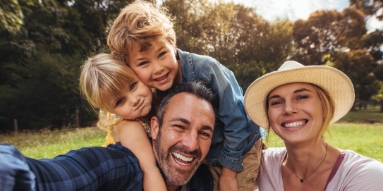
(150, 116, 160, 140)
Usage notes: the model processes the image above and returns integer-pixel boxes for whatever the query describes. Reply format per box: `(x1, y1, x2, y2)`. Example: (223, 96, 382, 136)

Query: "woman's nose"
(283, 101, 298, 115)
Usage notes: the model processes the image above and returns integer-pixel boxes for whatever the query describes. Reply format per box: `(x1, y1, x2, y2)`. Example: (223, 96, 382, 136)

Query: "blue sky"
(218, 0, 382, 32)
(224, 0, 349, 21)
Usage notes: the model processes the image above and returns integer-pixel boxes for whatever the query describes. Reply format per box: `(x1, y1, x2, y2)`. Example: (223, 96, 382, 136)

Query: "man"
(0, 81, 215, 191)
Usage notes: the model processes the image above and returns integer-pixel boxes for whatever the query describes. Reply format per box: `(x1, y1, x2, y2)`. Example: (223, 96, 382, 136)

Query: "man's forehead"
(166, 93, 214, 121)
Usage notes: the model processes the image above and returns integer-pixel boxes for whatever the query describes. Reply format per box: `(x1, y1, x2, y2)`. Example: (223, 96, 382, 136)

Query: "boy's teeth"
(156, 75, 166, 81)
(284, 120, 306, 128)
(172, 152, 193, 162)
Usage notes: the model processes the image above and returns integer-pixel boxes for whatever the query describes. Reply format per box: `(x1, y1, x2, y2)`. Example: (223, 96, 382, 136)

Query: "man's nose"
(181, 131, 200, 151)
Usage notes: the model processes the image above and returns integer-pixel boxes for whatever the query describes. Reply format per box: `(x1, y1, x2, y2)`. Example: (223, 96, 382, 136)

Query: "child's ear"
(150, 116, 160, 139)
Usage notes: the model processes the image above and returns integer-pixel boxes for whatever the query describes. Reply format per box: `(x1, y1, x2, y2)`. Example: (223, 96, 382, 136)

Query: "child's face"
(104, 80, 153, 120)
(127, 37, 179, 91)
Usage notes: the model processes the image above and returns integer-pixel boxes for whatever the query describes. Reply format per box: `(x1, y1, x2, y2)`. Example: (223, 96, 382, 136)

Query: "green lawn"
(338, 107, 383, 123)
(265, 123, 383, 162)
(0, 127, 106, 159)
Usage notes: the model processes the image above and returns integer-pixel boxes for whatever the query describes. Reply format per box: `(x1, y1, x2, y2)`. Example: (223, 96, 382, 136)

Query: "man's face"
(151, 92, 215, 186)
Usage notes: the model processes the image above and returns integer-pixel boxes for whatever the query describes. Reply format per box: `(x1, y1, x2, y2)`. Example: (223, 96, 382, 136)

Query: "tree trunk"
(13, 119, 18, 134)
(75, 108, 79, 128)
(380, 100, 383, 112)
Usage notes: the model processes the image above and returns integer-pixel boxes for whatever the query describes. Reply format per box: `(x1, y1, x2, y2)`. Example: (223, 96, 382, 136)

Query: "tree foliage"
(1, 0, 383, 131)
(164, 0, 293, 90)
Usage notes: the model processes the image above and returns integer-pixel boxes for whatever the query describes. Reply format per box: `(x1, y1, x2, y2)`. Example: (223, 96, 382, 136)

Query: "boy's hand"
(219, 167, 238, 191)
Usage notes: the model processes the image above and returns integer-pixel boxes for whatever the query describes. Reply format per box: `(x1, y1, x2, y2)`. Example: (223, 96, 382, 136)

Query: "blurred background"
(1, 0, 382, 131)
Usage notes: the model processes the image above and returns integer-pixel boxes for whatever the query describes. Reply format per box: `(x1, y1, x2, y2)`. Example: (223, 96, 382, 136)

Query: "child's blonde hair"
(107, 0, 176, 63)
(79, 53, 137, 112)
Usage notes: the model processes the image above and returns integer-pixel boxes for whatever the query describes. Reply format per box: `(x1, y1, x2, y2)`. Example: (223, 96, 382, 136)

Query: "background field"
(1, 109, 382, 162)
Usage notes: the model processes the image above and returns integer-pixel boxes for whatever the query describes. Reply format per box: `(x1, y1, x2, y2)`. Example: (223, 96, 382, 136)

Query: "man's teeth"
(284, 120, 306, 128)
(172, 152, 193, 162)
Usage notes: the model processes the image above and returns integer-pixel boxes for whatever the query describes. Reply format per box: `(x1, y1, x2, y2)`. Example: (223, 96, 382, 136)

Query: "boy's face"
(127, 37, 179, 91)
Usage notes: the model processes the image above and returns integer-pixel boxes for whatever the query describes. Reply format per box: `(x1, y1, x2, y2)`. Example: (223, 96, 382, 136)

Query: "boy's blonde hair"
(107, 0, 176, 63)
(79, 53, 137, 112)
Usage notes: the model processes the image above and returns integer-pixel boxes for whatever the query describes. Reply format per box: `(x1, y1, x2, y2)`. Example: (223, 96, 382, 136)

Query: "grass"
(1, 108, 383, 161)
(338, 107, 383, 123)
(265, 123, 383, 162)
(0, 127, 106, 159)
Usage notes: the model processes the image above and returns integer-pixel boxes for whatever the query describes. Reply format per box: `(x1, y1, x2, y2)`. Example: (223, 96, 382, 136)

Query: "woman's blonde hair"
(79, 53, 137, 112)
(313, 84, 335, 140)
(107, 0, 176, 63)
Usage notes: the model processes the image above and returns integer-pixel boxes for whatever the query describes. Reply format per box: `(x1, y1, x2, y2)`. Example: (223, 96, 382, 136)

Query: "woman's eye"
(270, 101, 282, 106)
(116, 98, 124, 106)
(130, 82, 137, 91)
(297, 95, 309, 100)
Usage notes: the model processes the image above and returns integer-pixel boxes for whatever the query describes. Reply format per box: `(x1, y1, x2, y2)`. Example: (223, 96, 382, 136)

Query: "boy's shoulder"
(177, 48, 218, 65)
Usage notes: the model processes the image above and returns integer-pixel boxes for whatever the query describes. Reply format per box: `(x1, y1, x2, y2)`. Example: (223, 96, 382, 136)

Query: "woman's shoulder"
(327, 150, 383, 190)
(342, 150, 383, 172)
(262, 147, 286, 162)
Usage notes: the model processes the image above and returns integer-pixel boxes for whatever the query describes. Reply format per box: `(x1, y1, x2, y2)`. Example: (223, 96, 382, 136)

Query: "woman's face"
(267, 83, 325, 144)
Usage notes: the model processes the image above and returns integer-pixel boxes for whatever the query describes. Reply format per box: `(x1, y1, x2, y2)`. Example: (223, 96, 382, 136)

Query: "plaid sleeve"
(27, 143, 143, 191)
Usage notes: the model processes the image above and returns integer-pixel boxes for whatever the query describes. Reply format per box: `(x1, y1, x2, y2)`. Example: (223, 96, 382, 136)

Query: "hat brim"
(244, 65, 355, 128)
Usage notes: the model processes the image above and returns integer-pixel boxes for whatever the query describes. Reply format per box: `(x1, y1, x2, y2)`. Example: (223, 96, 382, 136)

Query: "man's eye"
(116, 98, 124, 106)
(130, 82, 137, 91)
(174, 124, 185, 130)
(199, 131, 211, 138)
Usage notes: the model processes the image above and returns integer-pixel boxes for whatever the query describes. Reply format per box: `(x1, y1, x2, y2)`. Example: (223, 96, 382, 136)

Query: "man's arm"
(0, 143, 144, 191)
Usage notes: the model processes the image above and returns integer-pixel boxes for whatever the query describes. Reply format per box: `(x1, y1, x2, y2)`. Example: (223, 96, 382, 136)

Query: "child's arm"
(115, 120, 167, 191)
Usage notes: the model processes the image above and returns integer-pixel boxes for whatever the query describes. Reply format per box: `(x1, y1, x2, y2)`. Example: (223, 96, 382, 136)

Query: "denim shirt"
(177, 49, 266, 171)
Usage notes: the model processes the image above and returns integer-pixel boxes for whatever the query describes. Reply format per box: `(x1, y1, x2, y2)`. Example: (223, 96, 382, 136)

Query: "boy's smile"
(127, 37, 180, 91)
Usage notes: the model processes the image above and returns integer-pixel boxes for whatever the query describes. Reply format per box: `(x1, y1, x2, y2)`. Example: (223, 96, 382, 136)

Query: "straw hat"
(244, 60, 355, 128)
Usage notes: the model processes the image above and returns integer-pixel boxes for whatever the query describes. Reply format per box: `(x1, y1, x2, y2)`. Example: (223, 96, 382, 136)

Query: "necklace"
(290, 143, 328, 183)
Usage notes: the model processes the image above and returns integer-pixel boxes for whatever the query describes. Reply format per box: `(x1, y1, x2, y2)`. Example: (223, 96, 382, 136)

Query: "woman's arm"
(116, 120, 167, 191)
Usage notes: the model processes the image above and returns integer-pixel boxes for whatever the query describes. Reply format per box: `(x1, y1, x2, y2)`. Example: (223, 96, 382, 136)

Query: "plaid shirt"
(1, 143, 213, 191)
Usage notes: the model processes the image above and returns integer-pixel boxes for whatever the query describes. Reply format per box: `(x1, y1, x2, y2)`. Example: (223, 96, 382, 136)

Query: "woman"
(244, 61, 383, 190)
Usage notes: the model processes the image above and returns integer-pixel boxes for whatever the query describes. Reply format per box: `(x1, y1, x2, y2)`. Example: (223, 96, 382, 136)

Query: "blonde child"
(79, 53, 166, 191)
(107, 1, 266, 190)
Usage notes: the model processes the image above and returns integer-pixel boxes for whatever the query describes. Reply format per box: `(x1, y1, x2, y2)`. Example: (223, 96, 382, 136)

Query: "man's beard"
(153, 130, 202, 186)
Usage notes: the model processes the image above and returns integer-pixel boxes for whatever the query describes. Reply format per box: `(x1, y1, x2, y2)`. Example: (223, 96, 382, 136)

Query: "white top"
(258, 147, 383, 191)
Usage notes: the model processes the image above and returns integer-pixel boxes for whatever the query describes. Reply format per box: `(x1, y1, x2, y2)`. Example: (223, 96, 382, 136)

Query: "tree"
(292, 7, 366, 65)
(164, 0, 293, 90)
(334, 50, 379, 109)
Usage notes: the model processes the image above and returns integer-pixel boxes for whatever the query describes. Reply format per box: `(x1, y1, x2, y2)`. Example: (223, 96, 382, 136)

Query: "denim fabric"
(177, 49, 267, 171)
(0, 142, 213, 191)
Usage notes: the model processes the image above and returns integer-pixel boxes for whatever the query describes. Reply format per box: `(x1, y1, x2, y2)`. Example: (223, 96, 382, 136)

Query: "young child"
(107, 1, 266, 190)
(79, 53, 166, 191)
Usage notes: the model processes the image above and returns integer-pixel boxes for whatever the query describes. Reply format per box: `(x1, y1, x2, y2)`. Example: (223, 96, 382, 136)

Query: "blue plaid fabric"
(0, 143, 143, 191)
(0, 142, 213, 191)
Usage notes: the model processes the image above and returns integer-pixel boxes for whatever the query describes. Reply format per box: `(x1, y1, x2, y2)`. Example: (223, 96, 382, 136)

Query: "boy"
(107, 1, 265, 190)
